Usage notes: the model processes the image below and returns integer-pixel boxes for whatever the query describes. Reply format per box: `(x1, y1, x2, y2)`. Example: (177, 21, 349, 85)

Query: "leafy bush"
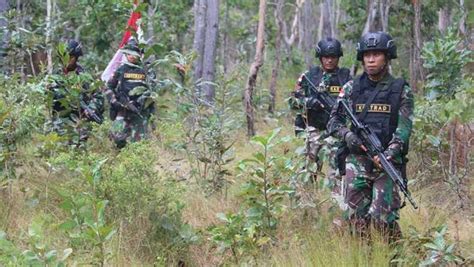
(98, 141, 196, 263)
(210, 129, 293, 262)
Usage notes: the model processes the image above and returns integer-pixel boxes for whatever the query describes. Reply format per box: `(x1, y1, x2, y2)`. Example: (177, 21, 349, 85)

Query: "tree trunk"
(192, 0, 207, 85)
(146, 0, 157, 44)
(459, 0, 466, 36)
(0, 0, 9, 58)
(269, 0, 283, 114)
(363, 0, 381, 33)
(379, 0, 391, 32)
(244, 0, 266, 137)
(201, 0, 219, 104)
(438, 7, 451, 34)
(301, 0, 315, 68)
(412, 0, 424, 93)
(282, 1, 299, 60)
(222, 0, 230, 74)
(321, 0, 332, 38)
(46, 0, 53, 74)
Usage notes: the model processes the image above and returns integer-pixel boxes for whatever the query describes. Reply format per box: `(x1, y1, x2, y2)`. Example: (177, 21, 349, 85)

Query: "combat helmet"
(356, 31, 397, 61)
(121, 38, 142, 57)
(315, 38, 343, 58)
(67, 40, 83, 58)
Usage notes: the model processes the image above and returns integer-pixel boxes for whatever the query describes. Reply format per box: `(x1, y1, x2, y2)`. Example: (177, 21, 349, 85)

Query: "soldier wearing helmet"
(289, 38, 351, 208)
(328, 32, 414, 241)
(50, 39, 104, 146)
(105, 38, 155, 148)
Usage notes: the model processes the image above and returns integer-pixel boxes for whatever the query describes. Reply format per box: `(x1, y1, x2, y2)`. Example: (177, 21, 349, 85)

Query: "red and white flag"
(101, 0, 142, 82)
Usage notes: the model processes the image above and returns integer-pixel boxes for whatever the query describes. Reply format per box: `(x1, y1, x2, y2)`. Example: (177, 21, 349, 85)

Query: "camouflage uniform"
(290, 68, 351, 197)
(50, 65, 104, 144)
(328, 73, 414, 238)
(105, 60, 154, 148)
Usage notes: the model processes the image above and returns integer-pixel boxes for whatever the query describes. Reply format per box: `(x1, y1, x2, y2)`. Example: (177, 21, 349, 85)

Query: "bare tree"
(282, 1, 299, 58)
(438, 6, 452, 34)
(45, 0, 53, 75)
(192, 0, 219, 104)
(269, 0, 284, 114)
(146, 0, 158, 44)
(201, 0, 219, 103)
(410, 0, 425, 93)
(458, 0, 467, 36)
(299, 0, 315, 67)
(192, 0, 207, 85)
(244, 0, 266, 136)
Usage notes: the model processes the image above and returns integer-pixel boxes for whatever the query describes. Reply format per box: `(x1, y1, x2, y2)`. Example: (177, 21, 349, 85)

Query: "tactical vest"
(118, 64, 147, 102)
(304, 66, 351, 129)
(351, 74, 406, 149)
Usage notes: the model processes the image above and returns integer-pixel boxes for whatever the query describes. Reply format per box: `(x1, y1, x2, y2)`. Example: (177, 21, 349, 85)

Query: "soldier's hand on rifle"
(344, 131, 364, 154)
(384, 143, 402, 162)
(305, 97, 323, 110)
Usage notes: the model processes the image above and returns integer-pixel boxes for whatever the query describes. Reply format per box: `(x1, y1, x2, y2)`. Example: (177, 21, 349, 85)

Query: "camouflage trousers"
(305, 127, 345, 209)
(344, 154, 401, 239)
(109, 112, 149, 148)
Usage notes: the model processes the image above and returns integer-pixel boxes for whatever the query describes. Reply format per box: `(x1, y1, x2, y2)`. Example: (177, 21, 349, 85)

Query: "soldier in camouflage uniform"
(50, 40, 104, 145)
(289, 38, 351, 204)
(328, 32, 414, 241)
(105, 39, 155, 148)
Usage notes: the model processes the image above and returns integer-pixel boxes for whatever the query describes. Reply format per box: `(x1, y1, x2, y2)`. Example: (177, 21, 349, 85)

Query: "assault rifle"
(337, 99, 418, 209)
(80, 100, 102, 124)
(301, 73, 335, 114)
(115, 89, 143, 118)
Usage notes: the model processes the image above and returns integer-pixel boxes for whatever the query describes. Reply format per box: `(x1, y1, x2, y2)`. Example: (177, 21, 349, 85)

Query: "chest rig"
(351, 74, 406, 148)
(304, 66, 351, 129)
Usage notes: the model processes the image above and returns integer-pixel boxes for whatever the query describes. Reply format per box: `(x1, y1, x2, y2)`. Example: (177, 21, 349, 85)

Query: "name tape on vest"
(355, 104, 391, 113)
(329, 86, 342, 93)
(124, 73, 146, 80)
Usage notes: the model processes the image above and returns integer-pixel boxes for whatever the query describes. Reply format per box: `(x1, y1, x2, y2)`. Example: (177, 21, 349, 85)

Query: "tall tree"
(281, 0, 299, 59)
(411, 0, 425, 92)
(192, 0, 219, 104)
(46, 0, 53, 75)
(299, 0, 315, 67)
(244, 0, 266, 136)
(362, 0, 390, 33)
(0, 0, 8, 57)
(201, 0, 219, 103)
(438, 6, 452, 33)
(269, 0, 284, 114)
(192, 0, 207, 86)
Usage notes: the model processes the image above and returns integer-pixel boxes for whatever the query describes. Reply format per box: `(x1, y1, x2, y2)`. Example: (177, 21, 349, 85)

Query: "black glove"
(344, 131, 363, 154)
(305, 97, 323, 110)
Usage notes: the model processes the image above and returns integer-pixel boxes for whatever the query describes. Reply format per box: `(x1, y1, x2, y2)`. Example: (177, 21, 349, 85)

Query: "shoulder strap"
(309, 66, 322, 84)
(337, 68, 351, 85)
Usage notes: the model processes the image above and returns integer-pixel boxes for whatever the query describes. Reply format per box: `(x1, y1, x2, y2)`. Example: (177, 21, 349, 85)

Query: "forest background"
(0, 0, 473, 265)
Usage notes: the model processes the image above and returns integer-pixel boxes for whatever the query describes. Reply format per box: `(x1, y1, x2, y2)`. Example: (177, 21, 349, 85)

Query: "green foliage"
(98, 141, 196, 261)
(0, 220, 72, 266)
(0, 75, 46, 182)
(394, 224, 468, 266)
(422, 29, 472, 100)
(411, 29, 473, 205)
(55, 155, 115, 265)
(210, 129, 294, 262)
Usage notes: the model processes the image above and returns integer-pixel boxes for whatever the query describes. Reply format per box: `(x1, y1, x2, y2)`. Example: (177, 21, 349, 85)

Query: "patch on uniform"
(124, 73, 146, 80)
(355, 104, 391, 113)
(329, 86, 342, 93)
